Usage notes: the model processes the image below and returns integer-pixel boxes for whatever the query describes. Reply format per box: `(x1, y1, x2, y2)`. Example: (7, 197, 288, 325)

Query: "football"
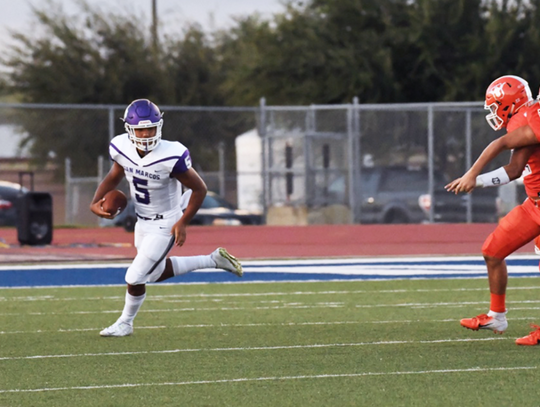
(101, 190, 128, 217)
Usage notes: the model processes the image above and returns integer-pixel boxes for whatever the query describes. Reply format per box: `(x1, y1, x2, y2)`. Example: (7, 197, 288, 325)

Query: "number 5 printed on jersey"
(133, 176, 150, 204)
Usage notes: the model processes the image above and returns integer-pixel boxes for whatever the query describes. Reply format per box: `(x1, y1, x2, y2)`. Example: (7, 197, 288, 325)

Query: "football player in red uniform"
(446, 75, 540, 345)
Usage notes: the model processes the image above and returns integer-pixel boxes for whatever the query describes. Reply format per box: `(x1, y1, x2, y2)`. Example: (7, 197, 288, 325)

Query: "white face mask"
(125, 119, 163, 152)
(484, 103, 504, 131)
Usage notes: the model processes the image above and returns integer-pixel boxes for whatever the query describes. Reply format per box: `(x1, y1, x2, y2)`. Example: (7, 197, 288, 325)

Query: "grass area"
(1, 277, 540, 406)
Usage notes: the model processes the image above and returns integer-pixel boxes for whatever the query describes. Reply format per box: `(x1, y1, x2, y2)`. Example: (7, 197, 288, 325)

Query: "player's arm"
(170, 168, 208, 246)
(475, 146, 533, 188)
(446, 125, 538, 194)
(90, 161, 125, 218)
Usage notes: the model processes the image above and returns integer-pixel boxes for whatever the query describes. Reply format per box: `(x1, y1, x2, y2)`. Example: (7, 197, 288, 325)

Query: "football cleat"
(211, 247, 243, 277)
(460, 313, 508, 334)
(100, 319, 133, 337)
(515, 324, 540, 346)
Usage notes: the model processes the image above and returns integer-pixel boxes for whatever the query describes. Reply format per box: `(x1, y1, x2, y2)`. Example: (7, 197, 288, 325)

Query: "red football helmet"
(484, 75, 533, 131)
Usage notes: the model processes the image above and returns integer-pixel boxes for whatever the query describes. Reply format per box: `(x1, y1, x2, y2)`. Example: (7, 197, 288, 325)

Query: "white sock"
(170, 255, 214, 276)
(119, 292, 146, 325)
(488, 310, 507, 319)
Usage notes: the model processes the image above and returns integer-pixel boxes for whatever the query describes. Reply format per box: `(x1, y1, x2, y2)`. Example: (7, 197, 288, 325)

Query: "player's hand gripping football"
(90, 198, 116, 219)
(445, 172, 476, 194)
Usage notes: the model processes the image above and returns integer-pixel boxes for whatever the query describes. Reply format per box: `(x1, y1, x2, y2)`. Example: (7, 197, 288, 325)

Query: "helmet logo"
(489, 83, 506, 99)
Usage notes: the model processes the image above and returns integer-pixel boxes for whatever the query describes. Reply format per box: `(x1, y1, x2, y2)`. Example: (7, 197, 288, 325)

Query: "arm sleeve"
(109, 142, 118, 163)
(475, 167, 510, 188)
(171, 149, 192, 175)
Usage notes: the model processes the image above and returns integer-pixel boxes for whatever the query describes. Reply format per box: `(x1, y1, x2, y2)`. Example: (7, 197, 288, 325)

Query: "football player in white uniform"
(90, 99, 243, 337)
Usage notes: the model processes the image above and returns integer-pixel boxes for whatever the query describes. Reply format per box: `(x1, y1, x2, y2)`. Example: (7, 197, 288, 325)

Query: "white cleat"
(211, 247, 243, 277)
(460, 313, 508, 334)
(100, 320, 133, 337)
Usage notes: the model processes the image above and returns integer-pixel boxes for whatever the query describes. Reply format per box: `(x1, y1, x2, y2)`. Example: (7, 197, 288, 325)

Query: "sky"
(0, 0, 287, 49)
(0, 1, 288, 157)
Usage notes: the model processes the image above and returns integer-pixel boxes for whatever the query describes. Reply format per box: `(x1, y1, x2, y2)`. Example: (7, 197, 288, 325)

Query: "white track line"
(0, 285, 540, 302)
(2, 285, 540, 302)
(2, 317, 539, 336)
(0, 304, 346, 317)
(0, 365, 535, 394)
(0, 337, 507, 362)
(4, 298, 540, 317)
(0, 253, 536, 270)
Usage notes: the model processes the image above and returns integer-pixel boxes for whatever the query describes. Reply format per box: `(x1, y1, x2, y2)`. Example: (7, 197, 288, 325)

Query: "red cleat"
(515, 324, 540, 346)
(460, 313, 507, 334)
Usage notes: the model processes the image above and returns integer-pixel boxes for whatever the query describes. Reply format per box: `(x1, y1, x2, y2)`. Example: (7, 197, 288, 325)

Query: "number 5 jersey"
(109, 133, 192, 220)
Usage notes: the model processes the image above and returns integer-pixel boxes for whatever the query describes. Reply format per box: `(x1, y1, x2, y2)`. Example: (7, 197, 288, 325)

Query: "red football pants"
(482, 198, 540, 259)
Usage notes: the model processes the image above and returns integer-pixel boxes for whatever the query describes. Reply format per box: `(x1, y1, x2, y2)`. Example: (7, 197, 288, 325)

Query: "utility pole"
(151, 0, 158, 55)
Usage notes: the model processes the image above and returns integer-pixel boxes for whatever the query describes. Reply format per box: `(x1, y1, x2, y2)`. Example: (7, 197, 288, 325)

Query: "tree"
(218, 0, 402, 105)
(6, 0, 540, 177)
(1, 1, 240, 175)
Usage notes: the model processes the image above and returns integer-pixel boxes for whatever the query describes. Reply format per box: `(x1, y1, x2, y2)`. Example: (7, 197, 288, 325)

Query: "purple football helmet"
(123, 99, 163, 151)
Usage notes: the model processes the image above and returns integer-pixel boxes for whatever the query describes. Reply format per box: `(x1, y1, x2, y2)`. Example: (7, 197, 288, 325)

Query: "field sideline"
(1, 261, 540, 406)
(1, 254, 540, 287)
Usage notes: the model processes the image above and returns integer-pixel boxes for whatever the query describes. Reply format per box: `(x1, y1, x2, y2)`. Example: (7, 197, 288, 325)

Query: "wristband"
(475, 167, 510, 188)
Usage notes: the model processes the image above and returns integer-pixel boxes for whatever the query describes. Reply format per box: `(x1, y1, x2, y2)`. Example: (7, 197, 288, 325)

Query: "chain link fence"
(260, 100, 512, 225)
(0, 100, 516, 226)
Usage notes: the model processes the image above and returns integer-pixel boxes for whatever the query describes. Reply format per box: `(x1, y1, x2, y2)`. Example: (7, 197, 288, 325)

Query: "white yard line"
(3, 298, 540, 317)
(0, 365, 535, 394)
(1, 316, 539, 336)
(0, 337, 508, 362)
(2, 285, 540, 302)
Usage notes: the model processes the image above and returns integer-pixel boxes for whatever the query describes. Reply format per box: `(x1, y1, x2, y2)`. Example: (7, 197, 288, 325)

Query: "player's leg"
(459, 253, 509, 334)
(210, 248, 243, 277)
(516, 221, 540, 345)
(100, 222, 169, 337)
(100, 282, 146, 337)
(461, 203, 540, 334)
(518, 236, 540, 344)
(118, 283, 147, 325)
(156, 248, 243, 283)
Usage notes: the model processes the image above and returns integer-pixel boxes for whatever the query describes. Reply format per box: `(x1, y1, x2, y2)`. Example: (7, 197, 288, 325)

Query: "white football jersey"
(109, 134, 192, 220)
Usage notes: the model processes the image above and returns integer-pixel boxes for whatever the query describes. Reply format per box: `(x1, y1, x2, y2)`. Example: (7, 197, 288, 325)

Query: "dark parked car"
(190, 191, 263, 226)
(323, 166, 443, 224)
(102, 191, 263, 232)
(0, 181, 28, 226)
(420, 187, 499, 223)
(323, 166, 498, 224)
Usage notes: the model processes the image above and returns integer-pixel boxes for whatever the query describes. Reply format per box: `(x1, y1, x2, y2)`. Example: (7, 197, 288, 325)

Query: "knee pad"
(125, 253, 166, 285)
(482, 205, 540, 259)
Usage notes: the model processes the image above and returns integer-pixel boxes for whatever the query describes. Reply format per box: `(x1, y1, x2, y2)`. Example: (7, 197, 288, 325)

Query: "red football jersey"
(506, 103, 540, 198)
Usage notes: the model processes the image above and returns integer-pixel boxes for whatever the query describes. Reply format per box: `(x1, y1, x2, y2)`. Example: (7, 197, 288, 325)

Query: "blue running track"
(0, 255, 539, 288)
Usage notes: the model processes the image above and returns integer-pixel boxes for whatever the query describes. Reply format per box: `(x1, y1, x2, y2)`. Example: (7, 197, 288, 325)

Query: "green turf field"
(1, 277, 540, 406)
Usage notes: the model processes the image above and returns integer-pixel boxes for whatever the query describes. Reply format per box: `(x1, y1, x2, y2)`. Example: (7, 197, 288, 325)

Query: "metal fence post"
(108, 107, 115, 142)
(218, 141, 225, 197)
(305, 106, 315, 206)
(465, 110, 472, 223)
(65, 157, 72, 225)
(97, 155, 104, 181)
(346, 101, 354, 224)
(351, 97, 360, 223)
(259, 97, 268, 217)
(427, 104, 435, 223)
